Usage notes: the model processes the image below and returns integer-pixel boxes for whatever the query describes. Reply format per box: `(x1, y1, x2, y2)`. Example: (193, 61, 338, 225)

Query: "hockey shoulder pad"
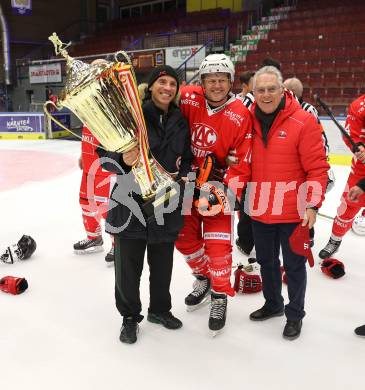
(321, 258, 345, 279)
(0, 276, 28, 295)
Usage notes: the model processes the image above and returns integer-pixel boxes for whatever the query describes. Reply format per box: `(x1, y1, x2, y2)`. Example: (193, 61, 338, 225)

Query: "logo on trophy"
(44, 33, 182, 220)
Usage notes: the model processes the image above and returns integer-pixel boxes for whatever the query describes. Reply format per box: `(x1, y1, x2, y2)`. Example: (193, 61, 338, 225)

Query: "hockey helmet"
(233, 258, 262, 293)
(16, 235, 37, 260)
(199, 54, 235, 82)
(0, 235, 36, 264)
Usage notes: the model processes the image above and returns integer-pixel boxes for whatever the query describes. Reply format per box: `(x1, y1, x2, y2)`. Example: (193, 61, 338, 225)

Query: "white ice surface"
(0, 140, 364, 390)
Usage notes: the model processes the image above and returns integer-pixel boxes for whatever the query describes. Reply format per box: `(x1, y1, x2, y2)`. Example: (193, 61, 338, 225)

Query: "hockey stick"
(318, 212, 334, 221)
(314, 94, 361, 153)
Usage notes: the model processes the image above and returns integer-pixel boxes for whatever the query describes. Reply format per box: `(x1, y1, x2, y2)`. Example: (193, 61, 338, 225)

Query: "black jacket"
(97, 100, 193, 243)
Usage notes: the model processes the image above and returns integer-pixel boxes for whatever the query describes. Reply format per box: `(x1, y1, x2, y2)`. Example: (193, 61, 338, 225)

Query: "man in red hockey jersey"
(319, 94, 365, 259)
(175, 53, 252, 335)
(73, 125, 115, 262)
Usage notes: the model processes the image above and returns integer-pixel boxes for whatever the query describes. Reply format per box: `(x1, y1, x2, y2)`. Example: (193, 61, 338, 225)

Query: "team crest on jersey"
(191, 123, 217, 149)
(278, 130, 287, 139)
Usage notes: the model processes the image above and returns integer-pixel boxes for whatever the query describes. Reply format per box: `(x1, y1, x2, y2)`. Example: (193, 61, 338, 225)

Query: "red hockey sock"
(210, 255, 235, 297)
(183, 247, 210, 278)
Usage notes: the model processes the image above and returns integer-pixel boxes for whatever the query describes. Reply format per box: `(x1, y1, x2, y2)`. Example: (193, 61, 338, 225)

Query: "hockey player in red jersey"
(73, 125, 115, 262)
(319, 94, 365, 259)
(175, 53, 252, 335)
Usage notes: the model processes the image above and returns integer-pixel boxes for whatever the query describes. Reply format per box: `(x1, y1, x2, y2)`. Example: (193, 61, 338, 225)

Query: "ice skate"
(319, 238, 341, 259)
(73, 237, 103, 254)
(185, 275, 211, 312)
(209, 292, 227, 337)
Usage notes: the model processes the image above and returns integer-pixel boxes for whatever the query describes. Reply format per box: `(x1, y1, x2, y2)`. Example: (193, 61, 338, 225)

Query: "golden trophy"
(44, 33, 180, 219)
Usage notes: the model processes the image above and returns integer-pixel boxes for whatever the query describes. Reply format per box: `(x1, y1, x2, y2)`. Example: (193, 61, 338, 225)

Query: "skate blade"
(186, 296, 211, 312)
(74, 246, 104, 255)
(210, 329, 222, 337)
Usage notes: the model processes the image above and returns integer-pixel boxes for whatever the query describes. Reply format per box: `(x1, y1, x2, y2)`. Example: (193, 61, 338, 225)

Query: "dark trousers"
(237, 187, 255, 252)
(252, 220, 307, 321)
(114, 237, 175, 322)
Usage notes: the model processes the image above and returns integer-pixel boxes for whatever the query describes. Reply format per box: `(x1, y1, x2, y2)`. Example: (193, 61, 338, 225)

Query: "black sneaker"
(354, 324, 365, 337)
(73, 237, 103, 254)
(147, 311, 183, 329)
(319, 238, 341, 259)
(105, 247, 114, 263)
(283, 319, 302, 340)
(119, 317, 139, 344)
(249, 306, 284, 321)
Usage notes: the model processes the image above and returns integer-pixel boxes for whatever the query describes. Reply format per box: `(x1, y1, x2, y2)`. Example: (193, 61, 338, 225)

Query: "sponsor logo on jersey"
(82, 134, 95, 144)
(223, 109, 244, 126)
(210, 267, 230, 277)
(180, 92, 200, 107)
(203, 232, 231, 241)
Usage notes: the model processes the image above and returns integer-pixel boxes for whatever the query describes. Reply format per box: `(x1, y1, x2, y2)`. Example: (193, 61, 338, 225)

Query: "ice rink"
(0, 139, 364, 390)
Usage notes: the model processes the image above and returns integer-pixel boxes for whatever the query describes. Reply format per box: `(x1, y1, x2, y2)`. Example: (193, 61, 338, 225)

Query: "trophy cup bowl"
(44, 33, 182, 220)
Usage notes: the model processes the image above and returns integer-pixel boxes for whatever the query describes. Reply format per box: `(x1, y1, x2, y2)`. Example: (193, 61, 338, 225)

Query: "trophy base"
(142, 180, 186, 222)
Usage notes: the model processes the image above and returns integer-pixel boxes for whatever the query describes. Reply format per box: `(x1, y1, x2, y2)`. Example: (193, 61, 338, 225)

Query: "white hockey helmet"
(326, 168, 336, 193)
(199, 54, 235, 82)
(352, 211, 365, 236)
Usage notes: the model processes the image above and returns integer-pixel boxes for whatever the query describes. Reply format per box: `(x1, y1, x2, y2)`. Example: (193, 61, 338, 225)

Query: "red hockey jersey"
(81, 126, 112, 177)
(344, 94, 365, 176)
(179, 85, 252, 196)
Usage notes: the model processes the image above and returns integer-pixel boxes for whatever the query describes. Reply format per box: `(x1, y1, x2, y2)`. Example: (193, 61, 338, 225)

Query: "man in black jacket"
(98, 65, 193, 344)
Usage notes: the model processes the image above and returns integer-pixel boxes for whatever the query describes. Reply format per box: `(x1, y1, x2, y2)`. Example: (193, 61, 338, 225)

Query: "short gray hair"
(253, 66, 283, 89)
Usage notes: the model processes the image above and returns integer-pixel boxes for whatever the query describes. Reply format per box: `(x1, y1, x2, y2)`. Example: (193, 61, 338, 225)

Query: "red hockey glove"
(320, 258, 345, 279)
(0, 276, 28, 295)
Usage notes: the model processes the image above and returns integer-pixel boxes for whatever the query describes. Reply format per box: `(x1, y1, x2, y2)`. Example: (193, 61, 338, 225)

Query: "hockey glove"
(195, 154, 225, 185)
(320, 258, 345, 279)
(194, 182, 232, 216)
(0, 276, 28, 295)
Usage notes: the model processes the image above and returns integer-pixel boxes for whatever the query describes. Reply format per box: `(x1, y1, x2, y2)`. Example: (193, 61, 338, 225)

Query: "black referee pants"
(237, 188, 255, 253)
(114, 237, 175, 322)
(252, 220, 307, 321)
